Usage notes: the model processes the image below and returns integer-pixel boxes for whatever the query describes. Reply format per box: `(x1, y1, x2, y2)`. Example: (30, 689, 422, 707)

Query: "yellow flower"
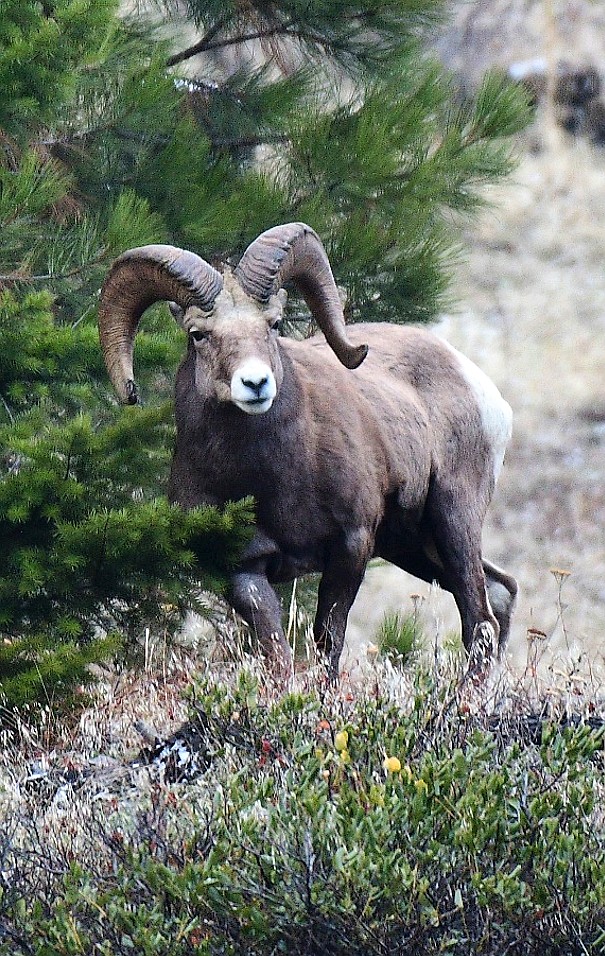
(340, 748, 351, 764)
(383, 756, 401, 773)
(334, 730, 349, 752)
(414, 778, 428, 795)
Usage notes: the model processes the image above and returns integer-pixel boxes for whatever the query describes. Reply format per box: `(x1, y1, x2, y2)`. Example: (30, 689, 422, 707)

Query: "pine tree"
(0, 0, 529, 712)
(0, 1, 254, 712)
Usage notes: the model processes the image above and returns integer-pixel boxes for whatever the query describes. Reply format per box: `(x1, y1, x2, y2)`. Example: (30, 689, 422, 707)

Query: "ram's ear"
(264, 288, 287, 326)
(168, 301, 186, 326)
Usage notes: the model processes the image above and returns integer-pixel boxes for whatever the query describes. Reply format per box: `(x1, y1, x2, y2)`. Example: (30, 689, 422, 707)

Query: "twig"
(0, 253, 107, 287)
(0, 393, 15, 424)
(166, 15, 235, 66)
(209, 133, 289, 149)
(166, 20, 350, 67)
(168, 26, 284, 66)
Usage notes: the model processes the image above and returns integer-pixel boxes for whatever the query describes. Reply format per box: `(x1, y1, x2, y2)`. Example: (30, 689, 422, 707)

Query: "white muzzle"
(231, 359, 277, 415)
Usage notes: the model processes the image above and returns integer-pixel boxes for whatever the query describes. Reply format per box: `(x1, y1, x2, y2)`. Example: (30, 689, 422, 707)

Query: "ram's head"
(98, 223, 368, 411)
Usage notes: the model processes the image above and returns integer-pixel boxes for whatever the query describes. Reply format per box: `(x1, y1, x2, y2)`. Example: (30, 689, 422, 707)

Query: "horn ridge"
(113, 245, 223, 310)
(234, 223, 316, 302)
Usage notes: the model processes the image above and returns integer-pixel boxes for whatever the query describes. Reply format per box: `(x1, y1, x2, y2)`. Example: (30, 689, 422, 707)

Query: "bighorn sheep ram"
(99, 222, 517, 680)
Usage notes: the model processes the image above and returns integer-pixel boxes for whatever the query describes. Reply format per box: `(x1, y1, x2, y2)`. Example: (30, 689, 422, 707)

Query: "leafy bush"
(1, 665, 603, 954)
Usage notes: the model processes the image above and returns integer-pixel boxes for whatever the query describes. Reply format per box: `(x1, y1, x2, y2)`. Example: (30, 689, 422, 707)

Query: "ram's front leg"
(229, 569, 293, 680)
(314, 533, 371, 682)
(228, 530, 293, 681)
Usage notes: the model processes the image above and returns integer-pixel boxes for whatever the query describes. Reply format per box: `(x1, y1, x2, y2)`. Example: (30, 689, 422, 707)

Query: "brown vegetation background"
(347, 0, 605, 682)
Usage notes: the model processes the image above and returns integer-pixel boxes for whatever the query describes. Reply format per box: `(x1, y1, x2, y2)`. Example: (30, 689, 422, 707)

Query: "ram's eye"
(190, 329, 208, 343)
(270, 318, 281, 332)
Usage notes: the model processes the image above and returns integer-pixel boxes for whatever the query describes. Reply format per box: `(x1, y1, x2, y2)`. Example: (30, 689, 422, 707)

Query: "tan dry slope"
(347, 1, 605, 679)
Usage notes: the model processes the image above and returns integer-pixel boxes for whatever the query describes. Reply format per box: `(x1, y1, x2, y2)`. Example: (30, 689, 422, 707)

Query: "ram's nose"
(241, 373, 269, 398)
(231, 359, 277, 414)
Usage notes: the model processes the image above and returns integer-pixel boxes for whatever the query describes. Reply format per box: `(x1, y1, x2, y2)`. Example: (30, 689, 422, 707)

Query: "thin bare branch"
(166, 22, 296, 66)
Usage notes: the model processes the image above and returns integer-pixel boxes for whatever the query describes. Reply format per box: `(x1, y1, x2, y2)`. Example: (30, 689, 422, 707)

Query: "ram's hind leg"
(483, 559, 518, 658)
(426, 486, 500, 677)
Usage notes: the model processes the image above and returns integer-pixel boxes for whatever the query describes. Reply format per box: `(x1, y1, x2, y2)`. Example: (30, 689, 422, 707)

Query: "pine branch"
(0, 258, 105, 286)
(166, 22, 291, 66)
(64, 436, 75, 483)
(211, 133, 288, 148)
(0, 393, 16, 425)
(42, 125, 170, 154)
(165, 12, 399, 69)
(166, 15, 237, 66)
(93, 514, 111, 586)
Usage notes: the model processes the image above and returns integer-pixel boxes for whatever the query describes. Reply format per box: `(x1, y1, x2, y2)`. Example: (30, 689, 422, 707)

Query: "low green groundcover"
(0, 667, 604, 954)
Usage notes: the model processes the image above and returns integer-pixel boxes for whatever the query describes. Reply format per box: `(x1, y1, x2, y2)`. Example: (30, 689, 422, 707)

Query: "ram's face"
(181, 281, 286, 415)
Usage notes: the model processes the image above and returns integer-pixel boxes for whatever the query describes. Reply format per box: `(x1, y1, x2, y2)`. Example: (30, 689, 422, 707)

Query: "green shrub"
(1, 666, 603, 954)
(0, 287, 254, 713)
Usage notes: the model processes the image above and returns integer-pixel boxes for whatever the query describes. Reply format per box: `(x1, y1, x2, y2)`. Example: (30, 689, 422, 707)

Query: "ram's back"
(285, 323, 511, 502)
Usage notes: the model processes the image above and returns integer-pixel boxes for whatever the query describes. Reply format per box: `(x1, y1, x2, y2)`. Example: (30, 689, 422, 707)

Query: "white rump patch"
(446, 344, 513, 483)
(231, 358, 277, 415)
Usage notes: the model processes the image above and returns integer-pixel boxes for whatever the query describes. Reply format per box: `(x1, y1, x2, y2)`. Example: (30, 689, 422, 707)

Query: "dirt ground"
(347, 0, 605, 682)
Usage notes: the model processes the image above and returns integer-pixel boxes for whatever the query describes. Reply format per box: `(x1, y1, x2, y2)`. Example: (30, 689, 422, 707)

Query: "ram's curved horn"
(234, 223, 368, 370)
(99, 245, 223, 404)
